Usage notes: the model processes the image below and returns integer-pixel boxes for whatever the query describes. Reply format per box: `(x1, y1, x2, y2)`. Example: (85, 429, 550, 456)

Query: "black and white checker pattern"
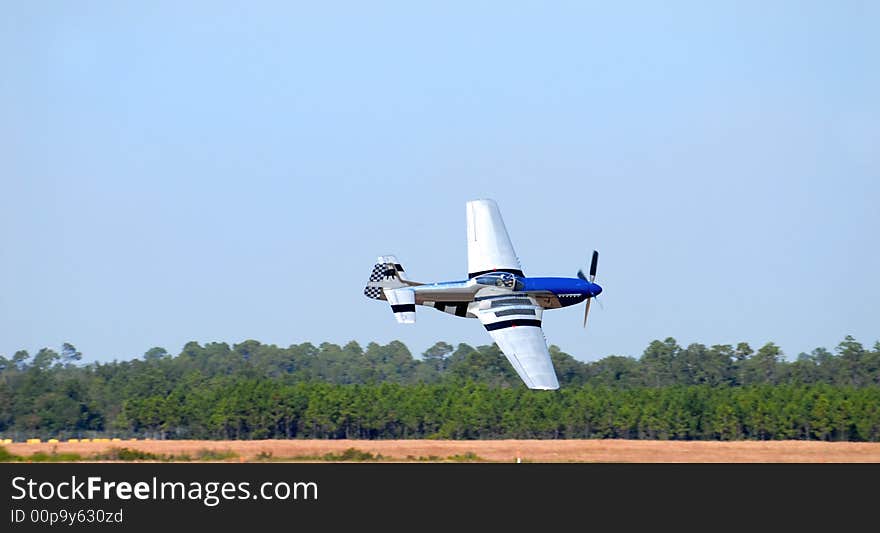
(368, 263, 385, 282)
(364, 286, 383, 299)
(364, 263, 388, 300)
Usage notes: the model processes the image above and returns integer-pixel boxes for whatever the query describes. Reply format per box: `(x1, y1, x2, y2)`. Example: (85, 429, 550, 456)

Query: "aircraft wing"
(467, 199, 523, 278)
(476, 305, 559, 390)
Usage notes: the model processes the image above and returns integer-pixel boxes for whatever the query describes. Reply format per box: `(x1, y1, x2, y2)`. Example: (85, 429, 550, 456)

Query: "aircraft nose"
(591, 283, 602, 296)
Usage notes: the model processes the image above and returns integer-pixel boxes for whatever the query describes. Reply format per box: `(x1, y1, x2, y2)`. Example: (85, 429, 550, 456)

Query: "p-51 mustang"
(364, 199, 602, 390)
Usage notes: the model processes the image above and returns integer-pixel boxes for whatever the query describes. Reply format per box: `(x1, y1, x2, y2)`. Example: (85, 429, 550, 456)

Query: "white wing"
(476, 303, 559, 390)
(466, 199, 523, 278)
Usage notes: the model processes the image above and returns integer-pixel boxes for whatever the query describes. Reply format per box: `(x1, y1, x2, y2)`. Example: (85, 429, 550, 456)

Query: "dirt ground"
(7, 439, 880, 462)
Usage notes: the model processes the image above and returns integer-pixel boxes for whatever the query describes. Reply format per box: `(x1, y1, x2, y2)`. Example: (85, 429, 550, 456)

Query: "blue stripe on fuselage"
(521, 277, 589, 294)
(414, 280, 471, 289)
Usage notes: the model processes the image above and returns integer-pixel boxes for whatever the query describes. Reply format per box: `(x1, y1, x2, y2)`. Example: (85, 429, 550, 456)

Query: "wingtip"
(466, 198, 497, 206)
(528, 382, 560, 391)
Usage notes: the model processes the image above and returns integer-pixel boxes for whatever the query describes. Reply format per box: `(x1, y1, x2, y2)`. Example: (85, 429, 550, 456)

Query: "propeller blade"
(589, 250, 598, 282)
(583, 296, 592, 328)
(577, 269, 587, 282)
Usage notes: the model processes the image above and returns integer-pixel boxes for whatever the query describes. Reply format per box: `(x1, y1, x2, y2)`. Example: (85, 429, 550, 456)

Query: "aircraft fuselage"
(411, 273, 602, 316)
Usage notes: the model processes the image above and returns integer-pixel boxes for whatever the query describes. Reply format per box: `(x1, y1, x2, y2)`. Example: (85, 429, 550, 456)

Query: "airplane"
(363, 199, 602, 390)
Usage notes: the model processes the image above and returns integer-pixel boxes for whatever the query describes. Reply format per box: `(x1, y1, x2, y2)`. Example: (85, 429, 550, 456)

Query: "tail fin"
(363, 255, 411, 300)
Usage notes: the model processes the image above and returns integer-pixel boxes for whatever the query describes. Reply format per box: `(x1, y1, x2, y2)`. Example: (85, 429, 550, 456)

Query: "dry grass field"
(6, 439, 880, 462)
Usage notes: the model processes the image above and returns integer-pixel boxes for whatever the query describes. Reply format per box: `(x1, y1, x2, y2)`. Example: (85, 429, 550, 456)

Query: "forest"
(1, 336, 878, 441)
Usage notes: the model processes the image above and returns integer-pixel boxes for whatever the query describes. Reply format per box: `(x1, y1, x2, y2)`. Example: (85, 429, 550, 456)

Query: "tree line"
(0, 336, 878, 441)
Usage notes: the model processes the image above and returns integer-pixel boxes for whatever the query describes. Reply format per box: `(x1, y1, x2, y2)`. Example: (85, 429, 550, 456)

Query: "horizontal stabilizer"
(385, 287, 416, 324)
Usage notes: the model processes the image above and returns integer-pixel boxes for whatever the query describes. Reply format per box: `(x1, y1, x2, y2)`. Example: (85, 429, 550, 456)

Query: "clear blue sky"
(2, 2, 878, 363)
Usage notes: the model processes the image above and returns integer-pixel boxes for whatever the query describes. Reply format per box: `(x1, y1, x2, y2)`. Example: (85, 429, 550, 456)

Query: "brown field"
(7, 439, 880, 462)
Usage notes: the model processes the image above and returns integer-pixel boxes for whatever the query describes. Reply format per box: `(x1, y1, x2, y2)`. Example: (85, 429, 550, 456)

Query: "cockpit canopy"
(474, 272, 524, 291)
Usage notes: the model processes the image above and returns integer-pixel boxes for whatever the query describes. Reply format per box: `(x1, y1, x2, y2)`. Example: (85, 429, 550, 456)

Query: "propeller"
(576, 250, 600, 328)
